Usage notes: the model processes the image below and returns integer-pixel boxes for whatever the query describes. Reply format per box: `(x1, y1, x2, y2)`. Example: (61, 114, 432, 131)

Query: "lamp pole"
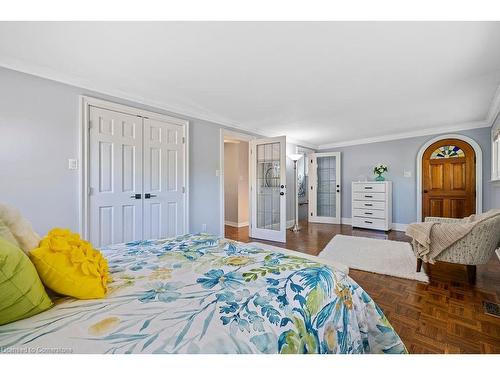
(288, 153, 303, 233)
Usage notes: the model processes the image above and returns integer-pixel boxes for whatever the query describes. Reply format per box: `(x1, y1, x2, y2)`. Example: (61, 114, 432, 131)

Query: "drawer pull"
(364, 220, 373, 224)
(364, 195, 373, 198)
(364, 203, 373, 206)
(364, 186, 373, 189)
(364, 212, 373, 215)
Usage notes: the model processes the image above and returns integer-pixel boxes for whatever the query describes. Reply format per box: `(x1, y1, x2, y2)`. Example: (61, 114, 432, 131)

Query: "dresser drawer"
(352, 200, 385, 210)
(353, 192, 386, 201)
(353, 208, 386, 219)
(352, 217, 389, 231)
(352, 183, 386, 193)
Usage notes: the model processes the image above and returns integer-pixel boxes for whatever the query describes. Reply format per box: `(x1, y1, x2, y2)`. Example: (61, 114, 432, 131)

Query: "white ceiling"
(1, 21, 499, 148)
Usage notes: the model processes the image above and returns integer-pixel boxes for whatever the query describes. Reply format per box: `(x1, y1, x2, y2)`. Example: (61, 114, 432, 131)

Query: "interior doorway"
(220, 129, 254, 238)
(296, 146, 313, 222)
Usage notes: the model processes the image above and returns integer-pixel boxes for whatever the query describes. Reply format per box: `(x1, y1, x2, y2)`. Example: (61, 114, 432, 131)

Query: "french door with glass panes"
(308, 152, 341, 224)
(249, 136, 287, 242)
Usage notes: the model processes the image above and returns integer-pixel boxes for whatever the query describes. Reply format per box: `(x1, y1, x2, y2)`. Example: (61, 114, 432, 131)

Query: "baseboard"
(341, 217, 408, 232)
(224, 220, 249, 228)
(286, 219, 295, 229)
(392, 223, 408, 232)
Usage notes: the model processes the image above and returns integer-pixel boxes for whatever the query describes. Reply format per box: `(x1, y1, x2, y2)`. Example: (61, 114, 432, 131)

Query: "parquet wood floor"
(224, 220, 500, 353)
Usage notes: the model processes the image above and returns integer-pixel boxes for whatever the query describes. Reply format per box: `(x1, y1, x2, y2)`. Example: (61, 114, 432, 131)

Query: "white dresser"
(351, 181, 392, 231)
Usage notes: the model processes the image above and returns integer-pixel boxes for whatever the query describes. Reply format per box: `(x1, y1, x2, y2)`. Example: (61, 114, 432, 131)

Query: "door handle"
(423, 190, 428, 194)
(130, 194, 141, 199)
(279, 192, 285, 196)
(145, 193, 157, 199)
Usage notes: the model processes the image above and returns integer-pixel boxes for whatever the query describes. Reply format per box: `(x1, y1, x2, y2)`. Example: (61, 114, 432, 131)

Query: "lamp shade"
(288, 153, 303, 161)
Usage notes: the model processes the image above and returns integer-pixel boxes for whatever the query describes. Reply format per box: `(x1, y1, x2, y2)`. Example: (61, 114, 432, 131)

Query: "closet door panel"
(89, 106, 143, 246)
(143, 118, 185, 239)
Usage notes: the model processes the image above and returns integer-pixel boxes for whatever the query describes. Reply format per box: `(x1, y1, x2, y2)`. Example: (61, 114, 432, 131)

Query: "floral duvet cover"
(0, 234, 406, 354)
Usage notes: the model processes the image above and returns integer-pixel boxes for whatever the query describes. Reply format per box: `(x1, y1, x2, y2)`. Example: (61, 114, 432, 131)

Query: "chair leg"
(416, 258, 423, 272)
(466, 265, 476, 284)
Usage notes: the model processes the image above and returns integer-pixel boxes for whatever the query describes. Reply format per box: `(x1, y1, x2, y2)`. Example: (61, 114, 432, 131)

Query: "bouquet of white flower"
(373, 164, 388, 181)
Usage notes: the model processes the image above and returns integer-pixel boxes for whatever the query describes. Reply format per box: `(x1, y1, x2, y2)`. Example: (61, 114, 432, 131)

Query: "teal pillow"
(0, 236, 53, 325)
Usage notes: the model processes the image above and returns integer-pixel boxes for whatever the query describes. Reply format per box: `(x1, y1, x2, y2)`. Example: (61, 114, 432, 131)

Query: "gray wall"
(0, 67, 233, 235)
(0, 66, 299, 237)
(322, 127, 495, 224)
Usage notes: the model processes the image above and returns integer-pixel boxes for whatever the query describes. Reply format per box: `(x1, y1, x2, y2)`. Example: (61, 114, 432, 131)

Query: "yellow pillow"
(29, 228, 110, 299)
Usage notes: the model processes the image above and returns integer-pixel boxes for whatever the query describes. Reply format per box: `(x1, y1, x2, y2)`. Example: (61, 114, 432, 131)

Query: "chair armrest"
(424, 217, 463, 224)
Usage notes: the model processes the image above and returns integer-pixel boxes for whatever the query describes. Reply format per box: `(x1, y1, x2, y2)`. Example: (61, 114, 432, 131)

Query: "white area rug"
(319, 235, 429, 282)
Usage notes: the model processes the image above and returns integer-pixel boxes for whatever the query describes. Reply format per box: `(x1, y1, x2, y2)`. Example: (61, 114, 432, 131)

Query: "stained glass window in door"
(430, 145, 465, 159)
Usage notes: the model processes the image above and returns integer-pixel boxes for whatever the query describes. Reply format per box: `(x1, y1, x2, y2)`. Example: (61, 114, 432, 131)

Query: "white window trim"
(79, 95, 190, 239)
(416, 134, 483, 222)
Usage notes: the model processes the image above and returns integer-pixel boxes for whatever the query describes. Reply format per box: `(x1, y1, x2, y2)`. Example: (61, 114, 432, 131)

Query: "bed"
(0, 234, 406, 354)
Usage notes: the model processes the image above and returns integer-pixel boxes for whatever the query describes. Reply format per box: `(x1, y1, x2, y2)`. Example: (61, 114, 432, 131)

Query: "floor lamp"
(288, 153, 303, 232)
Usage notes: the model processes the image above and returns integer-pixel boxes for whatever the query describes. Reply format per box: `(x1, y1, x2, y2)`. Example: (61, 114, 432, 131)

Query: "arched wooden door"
(422, 139, 476, 219)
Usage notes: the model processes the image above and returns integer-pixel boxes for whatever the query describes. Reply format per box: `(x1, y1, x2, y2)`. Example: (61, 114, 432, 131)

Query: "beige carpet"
(319, 234, 429, 282)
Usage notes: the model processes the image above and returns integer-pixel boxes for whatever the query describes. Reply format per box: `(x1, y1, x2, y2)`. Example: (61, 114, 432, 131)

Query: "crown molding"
(486, 83, 500, 126)
(317, 119, 491, 149)
(1, 58, 498, 151)
(318, 82, 500, 149)
(0, 59, 318, 149)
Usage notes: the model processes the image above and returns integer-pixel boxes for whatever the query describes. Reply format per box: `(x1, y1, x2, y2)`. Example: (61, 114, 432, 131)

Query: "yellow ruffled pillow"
(30, 228, 110, 299)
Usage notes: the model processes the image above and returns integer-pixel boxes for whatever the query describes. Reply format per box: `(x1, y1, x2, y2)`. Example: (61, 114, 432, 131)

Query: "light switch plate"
(68, 159, 78, 170)
(404, 170, 412, 178)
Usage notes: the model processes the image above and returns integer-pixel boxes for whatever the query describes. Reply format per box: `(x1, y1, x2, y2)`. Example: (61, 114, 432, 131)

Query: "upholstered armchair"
(413, 214, 500, 283)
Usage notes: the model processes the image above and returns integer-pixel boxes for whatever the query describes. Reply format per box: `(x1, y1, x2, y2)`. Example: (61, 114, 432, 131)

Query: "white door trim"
(219, 129, 255, 237)
(79, 95, 190, 240)
(416, 133, 482, 222)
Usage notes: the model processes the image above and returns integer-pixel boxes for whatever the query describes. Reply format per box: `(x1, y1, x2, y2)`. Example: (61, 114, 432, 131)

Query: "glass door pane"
(256, 142, 281, 231)
(250, 136, 286, 243)
(309, 152, 341, 224)
(317, 155, 336, 217)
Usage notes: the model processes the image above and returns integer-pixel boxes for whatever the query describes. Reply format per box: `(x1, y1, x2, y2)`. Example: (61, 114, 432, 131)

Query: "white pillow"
(0, 203, 40, 254)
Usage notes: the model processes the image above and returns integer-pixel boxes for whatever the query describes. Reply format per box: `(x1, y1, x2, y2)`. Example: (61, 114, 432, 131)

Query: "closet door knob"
(130, 194, 141, 199)
(145, 193, 157, 199)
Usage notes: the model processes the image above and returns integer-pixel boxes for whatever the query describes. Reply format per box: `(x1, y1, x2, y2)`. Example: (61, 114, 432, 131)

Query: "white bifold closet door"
(89, 106, 185, 247)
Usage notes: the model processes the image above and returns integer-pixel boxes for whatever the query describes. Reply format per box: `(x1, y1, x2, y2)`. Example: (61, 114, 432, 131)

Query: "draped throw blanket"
(406, 210, 500, 263)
